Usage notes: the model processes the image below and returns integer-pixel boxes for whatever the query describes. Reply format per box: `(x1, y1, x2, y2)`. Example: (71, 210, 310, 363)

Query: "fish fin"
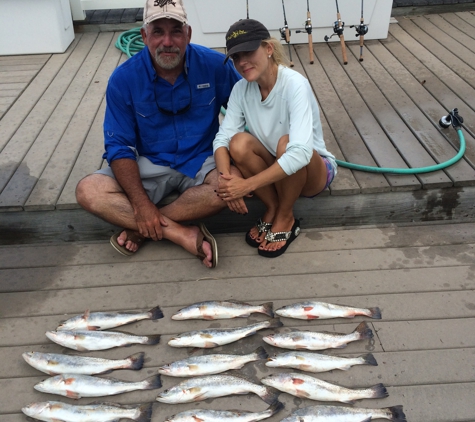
(368, 307, 382, 319)
(63, 377, 76, 385)
(360, 353, 378, 366)
(87, 325, 101, 330)
(83, 310, 90, 320)
(254, 346, 269, 360)
(136, 403, 154, 422)
(192, 417, 205, 422)
(187, 364, 200, 372)
(144, 334, 161, 345)
(303, 306, 314, 312)
(148, 305, 164, 320)
(268, 401, 285, 416)
(259, 302, 274, 317)
(296, 389, 310, 398)
(306, 315, 319, 320)
(370, 383, 388, 399)
(203, 316, 215, 320)
(261, 386, 281, 404)
(354, 321, 373, 340)
(204, 341, 219, 348)
(291, 377, 305, 385)
(295, 345, 309, 350)
(66, 390, 81, 399)
(128, 352, 146, 370)
(76, 345, 89, 352)
(387, 405, 407, 422)
(226, 299, 250, 305)
(299, 364, 313, 371)
(144, 374, 162, 390)
(266, 318, 283, 329)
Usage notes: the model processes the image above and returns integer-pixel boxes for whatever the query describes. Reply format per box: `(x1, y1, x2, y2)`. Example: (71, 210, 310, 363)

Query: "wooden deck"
(1, 9, 475, 421)
(1, 11, 475, 244)
(1, 222, 475, 422)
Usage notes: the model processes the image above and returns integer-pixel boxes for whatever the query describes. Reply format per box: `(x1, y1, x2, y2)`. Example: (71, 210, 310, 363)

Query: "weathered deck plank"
(1, 221, 475, 422)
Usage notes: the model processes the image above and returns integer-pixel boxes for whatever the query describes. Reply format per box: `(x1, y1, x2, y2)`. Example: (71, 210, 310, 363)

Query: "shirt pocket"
(134, 101, 175, 151)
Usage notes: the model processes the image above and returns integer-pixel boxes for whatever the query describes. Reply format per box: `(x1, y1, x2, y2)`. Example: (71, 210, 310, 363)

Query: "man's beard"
(154, 47, 183, 69)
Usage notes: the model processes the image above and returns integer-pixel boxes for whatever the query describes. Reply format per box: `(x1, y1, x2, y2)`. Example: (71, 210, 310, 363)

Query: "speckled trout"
(156, 374, 280, 404)
(46, 329, 160, 351)
(275, 301, 381, 320)
(22, 351, 144, 375)
(168, 318, 283, 348)
(262, 321, 372, 350)
(261, 372, 387, 404)
(22, 401, 153, 422)
(165, 401, 284, 422)
(57, 305, 163, 330)
(159, 346, 268, 377)
(280, 404, 407, 422)
(34, 373, 161, 399)
(172, 301, 274, 320)
(266, 351, 377, 373)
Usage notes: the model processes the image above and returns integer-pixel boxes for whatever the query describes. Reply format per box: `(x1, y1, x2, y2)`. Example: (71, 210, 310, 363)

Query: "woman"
(213, 19, 336, 258)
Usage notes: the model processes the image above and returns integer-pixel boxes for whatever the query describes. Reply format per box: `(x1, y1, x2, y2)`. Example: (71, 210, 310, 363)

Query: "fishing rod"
(279, 0, 294, 67)
(296, 0, 314, 64)
(324, 0, 348, 65)
(350, 0, 369, 61)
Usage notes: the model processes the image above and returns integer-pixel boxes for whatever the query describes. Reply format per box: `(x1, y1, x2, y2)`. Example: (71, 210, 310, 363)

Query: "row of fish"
(22, 301, 403, 422)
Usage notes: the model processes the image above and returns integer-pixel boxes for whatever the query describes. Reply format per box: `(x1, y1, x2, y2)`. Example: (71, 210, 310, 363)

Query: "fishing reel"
(324, 20, 345, 41)
(350, 23, 368, 37)
(296, 17, 313, 35)
(439, 108, 463, 129)
(279, 24, 291, 42)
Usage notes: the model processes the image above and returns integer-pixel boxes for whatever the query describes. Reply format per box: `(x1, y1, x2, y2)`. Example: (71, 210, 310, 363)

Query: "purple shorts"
(304, 156, 336, 198)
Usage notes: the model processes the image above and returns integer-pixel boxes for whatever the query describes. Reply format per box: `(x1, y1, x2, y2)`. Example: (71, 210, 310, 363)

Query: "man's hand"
(133, 200, 168, 241)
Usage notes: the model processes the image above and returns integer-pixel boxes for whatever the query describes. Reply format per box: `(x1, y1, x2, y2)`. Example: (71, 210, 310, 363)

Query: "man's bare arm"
(111, 158, 167, 240)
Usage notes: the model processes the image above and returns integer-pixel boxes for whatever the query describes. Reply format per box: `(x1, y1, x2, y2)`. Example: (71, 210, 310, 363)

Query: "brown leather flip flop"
(196, 223, 218, 268)
(110, 229, 146, 256)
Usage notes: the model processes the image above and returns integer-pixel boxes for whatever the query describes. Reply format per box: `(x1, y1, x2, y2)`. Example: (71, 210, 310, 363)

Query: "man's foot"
(182, 224, 217, 268)
(110, 229, 145, 256)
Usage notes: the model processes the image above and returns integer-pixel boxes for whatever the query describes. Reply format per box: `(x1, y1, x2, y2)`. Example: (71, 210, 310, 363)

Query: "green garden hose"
(114, 31, 466, 175)
(115, 28, 144, 58)
(220, 106, 466, 174)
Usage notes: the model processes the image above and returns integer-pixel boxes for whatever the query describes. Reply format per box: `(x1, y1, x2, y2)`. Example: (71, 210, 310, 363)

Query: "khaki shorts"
(96, 155, 216, 204)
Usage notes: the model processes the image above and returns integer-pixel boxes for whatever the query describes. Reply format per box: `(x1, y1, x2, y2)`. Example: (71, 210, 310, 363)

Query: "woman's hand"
(217, 173, 252, 214)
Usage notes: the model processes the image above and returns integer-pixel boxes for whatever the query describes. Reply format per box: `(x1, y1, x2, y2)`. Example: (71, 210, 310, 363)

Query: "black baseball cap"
(224, 19, 271, 63)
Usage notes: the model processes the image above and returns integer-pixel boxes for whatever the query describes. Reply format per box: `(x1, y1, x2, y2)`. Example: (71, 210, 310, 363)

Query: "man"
(75, 0, 241, 268)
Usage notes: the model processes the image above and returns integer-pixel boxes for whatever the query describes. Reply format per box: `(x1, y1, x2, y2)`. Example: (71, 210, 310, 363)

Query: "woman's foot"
(258, 218, 300, 257)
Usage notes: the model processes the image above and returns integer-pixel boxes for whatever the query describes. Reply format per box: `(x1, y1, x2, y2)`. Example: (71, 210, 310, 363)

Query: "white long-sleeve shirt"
(213, 65, 336, 176)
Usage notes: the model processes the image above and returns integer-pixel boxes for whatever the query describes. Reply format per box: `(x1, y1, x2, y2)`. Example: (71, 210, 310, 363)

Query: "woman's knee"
(229, 132, 255, 162)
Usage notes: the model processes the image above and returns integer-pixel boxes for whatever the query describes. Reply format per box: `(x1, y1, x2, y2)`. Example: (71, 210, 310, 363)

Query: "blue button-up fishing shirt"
(103, 44, 241, 178)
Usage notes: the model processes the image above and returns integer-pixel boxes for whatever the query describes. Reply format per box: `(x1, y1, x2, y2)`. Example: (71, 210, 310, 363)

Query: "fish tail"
(360, 353, 378, 366)
(144, 334, 161, 345)
(253, 346, 269, 360)
(127, 352, 145, 370)
(387, 405, 407, 422)
(260, 386, 281, 404)
(368, 307, 382, 319)
(148, 305, 164, 320)
(267, 401, 285, 416)
(369, 383, 388, 399)
(354, 321, 373, 339)
(143, 374, 162, 390)
(260, 302, 275, 317)
(135, 403, 154, 422)
(266, 318, 283, 329)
